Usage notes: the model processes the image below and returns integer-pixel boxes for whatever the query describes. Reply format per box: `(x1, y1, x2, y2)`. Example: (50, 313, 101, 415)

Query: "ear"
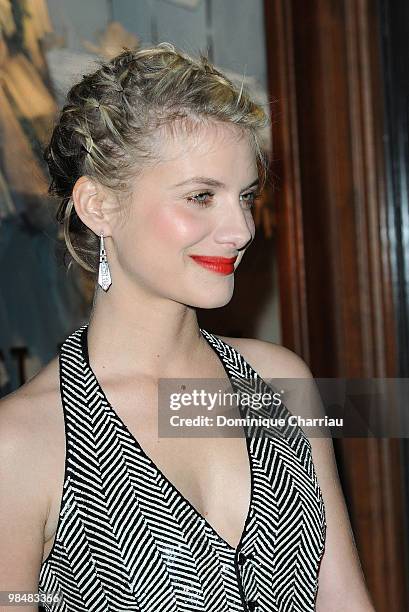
(72, 176, 113, 237)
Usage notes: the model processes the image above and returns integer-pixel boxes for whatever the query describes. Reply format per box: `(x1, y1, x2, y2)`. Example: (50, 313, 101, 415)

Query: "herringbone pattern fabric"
(38, 325, 326, 611)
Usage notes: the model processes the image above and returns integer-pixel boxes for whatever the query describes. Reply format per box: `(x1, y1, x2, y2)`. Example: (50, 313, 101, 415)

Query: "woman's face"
(110, 121, 259, 308)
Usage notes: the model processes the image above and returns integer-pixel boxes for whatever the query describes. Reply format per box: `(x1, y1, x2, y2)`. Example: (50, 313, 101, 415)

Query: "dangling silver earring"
(98, 231, 112, 291)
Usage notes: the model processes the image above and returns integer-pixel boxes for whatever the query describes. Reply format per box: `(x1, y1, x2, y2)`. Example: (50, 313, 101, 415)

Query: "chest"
(46, 375, 253, 554)
(109, 378, 252, 546)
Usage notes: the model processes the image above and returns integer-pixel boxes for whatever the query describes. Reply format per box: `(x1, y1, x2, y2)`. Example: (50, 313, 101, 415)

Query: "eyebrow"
(172, 176, 260, 190)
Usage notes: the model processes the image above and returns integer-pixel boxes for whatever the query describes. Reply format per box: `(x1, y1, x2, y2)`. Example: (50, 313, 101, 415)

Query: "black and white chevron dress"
(38, 324, 327, 612)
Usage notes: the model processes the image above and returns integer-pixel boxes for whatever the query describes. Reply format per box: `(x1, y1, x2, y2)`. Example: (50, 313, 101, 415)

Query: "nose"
(213, 199, 255, 251)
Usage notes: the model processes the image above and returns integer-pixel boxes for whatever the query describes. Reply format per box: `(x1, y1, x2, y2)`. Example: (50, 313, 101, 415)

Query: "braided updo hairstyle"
(44, 42, 270, 275)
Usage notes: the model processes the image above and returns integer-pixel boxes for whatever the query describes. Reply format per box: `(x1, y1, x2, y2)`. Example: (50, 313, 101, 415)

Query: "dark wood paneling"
(263, 0, 310, 359)
(264, 1, 408, 609)
(378, 0, 409, 601)
(377, 0, 409, 377)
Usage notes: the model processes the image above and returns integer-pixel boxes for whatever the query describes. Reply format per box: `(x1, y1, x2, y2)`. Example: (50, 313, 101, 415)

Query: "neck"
(86, 282, 206, 380)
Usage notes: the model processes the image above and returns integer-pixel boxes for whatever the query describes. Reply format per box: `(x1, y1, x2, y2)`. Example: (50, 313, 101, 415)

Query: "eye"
(186, 191, 214, 207)
(186, 190, 261, 209)
(240, 191, 261, 209)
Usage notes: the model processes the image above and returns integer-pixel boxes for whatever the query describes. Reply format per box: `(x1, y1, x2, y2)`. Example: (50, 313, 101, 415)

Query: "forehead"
(152, 119, 257, 170)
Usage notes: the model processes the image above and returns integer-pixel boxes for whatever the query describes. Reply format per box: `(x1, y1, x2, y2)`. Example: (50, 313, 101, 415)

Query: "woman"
(0, 44, 375, 611)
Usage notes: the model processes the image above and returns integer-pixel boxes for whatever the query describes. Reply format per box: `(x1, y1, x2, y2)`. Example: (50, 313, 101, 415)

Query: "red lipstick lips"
(189, 255, 237, 275)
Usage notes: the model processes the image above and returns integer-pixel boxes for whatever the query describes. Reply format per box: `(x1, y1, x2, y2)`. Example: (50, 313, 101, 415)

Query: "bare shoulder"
(215, 334, 312, 379)
(215, 334, 321, 422)
(0, 355, 61, 439)
(0, 355, 62, 528)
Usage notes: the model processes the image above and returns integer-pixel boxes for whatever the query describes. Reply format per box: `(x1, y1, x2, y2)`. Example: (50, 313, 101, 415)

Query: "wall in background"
(1, 0, 280, 396)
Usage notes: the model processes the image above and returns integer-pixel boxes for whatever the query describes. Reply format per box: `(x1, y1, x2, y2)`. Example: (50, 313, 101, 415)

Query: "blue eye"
(240, 191, 260, 209)
(187, 191, 213, 207)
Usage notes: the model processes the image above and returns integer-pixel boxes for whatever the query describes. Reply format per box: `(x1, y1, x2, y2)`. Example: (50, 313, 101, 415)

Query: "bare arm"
(0, 394, 49, 612)
(309, 430, 375, 610)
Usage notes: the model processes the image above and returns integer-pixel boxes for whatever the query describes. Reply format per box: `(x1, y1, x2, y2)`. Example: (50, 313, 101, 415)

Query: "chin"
(194, 289, 234, 309)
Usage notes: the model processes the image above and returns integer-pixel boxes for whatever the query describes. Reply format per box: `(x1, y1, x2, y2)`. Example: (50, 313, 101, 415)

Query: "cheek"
(151, 207, 209, 247)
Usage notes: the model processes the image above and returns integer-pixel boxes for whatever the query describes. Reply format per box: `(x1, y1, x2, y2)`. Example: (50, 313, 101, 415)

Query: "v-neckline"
(77, 324, 254, 554)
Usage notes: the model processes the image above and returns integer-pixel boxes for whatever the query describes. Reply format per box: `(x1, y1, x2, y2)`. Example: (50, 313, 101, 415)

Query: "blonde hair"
(44, 42, 270, 274)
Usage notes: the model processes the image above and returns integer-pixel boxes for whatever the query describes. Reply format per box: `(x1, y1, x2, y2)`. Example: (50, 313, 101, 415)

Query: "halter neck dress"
(37, 324, 326, 611)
